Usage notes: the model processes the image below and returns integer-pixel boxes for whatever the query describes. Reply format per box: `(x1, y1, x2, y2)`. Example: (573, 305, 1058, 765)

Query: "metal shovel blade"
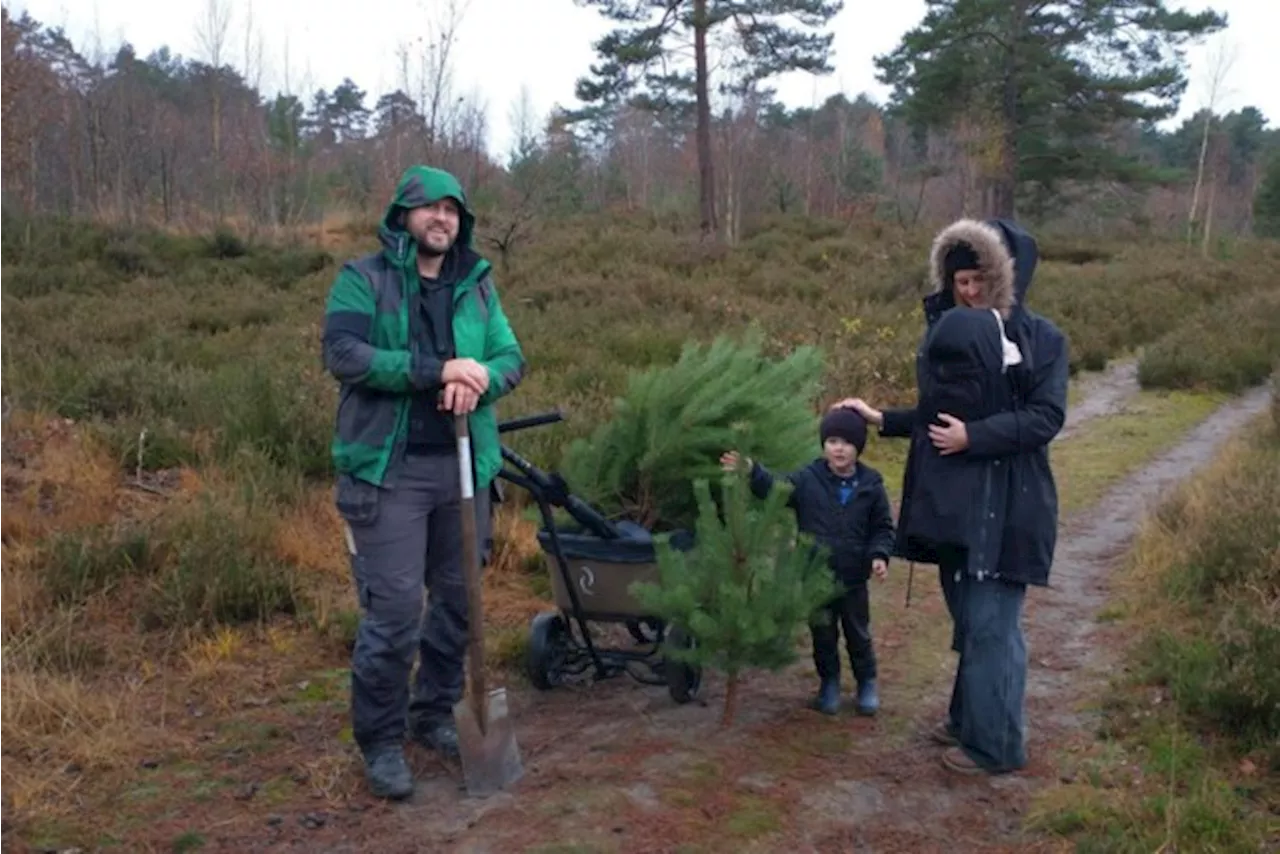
(451, 412, 523, 798)
(452, 687, 524, 798)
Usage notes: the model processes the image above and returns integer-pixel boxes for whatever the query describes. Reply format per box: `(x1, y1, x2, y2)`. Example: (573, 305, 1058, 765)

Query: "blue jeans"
(939, 556, 1028, 773)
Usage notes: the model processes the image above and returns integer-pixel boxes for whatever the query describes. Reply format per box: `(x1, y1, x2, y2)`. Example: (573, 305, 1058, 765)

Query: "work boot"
(413, 717, 461, 760)
(809, 678, 841, 716)
(363, 744, 414, 801)
(855, 679, 879, 717)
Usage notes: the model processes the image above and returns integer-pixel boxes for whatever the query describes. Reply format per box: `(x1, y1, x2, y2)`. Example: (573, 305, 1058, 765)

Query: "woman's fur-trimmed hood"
(928, 218, 1021, 317)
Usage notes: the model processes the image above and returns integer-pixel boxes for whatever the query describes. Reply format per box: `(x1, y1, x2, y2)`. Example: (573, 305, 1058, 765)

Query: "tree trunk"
(28, 136, 37, 214)
(805, 119, 813, 216)
(161, 149, 172, 223)
(212, 86, 223, 223)
(693, 0, 717, 239)
(89, 103, 103, 214)
(65, 99, 80, 214)
(1201, 171, 1217, 258)
(1188, 110, 1212, 244)
(723, 120, 740, 246)
(993, 2, 1025, 219)
(720, 671, 740, 728)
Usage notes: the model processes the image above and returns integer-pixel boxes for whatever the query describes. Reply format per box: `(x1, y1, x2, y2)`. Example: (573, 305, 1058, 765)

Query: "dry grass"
(1029, 402, 1280, 852)
(3, 213, 1275, 848)
(0, 405, 555, 845)
(1, 412, 121, 543)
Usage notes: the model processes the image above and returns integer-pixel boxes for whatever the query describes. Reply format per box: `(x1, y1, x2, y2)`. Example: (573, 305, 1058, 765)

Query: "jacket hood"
(926, 306, 1005, 372)
(378, 165, 477, 269)
(926, 218, 1039, 318)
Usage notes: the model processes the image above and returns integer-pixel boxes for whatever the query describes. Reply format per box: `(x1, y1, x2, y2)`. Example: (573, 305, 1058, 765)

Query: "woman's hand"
(928, 413, 969, 455)
(830, 397, 884, 428)
(720, 450, 751, 472)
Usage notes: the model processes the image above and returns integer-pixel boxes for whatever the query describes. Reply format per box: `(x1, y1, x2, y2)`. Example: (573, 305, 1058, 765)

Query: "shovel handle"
(455, 413, 488, 733)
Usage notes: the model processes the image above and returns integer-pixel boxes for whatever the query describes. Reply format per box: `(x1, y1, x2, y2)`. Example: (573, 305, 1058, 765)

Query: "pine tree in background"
(570, 0, 844, 239)
(562, 331, 824, 532)
(632, 469, 839, 727)
(875, 0, 1227, 218)
(1253, 151, 1280, 238)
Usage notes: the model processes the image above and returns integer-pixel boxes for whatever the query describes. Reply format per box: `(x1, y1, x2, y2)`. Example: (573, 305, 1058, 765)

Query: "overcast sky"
(10, 0, 1279, 159)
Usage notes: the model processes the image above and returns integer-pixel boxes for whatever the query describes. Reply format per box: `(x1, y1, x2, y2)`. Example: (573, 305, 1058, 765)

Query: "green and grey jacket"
(322, 165, 526, 493)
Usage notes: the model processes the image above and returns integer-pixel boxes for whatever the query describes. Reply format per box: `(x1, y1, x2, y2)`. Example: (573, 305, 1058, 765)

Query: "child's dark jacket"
(748, 459, 896, 586)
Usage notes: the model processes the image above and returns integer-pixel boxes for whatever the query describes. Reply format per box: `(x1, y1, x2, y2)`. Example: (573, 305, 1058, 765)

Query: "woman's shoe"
(941, 746, 986, 775)
(928, 720, 959, 746)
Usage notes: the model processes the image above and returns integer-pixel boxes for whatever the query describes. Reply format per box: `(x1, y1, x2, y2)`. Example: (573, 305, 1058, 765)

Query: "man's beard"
(417, 232, 453, 258)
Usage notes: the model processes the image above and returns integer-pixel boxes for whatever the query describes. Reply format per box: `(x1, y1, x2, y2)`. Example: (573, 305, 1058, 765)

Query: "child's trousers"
(811, 583, 876, 684)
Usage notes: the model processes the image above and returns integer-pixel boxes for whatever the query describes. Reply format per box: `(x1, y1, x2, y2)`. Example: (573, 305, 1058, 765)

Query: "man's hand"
(871, 558, 888, 580)
(441, 358, 489, 394)
(928, 413, 969, 455)
(438, 381, 481, 415)
(830, 397, 884, 428)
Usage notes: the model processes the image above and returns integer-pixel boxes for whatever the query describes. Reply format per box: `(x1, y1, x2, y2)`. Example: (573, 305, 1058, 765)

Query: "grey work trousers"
(341, 451, 492, 754)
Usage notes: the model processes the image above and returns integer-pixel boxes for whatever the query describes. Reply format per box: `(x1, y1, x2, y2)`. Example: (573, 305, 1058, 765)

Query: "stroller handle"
(497, 409, 564, 434)
(500, 443, 622, 540)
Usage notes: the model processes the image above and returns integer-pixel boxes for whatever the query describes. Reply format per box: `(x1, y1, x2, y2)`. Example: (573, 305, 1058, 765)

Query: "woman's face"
(952, 270, 986, 307)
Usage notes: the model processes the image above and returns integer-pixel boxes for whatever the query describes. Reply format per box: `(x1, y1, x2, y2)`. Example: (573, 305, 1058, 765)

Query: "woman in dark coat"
(833, 218, 1069, 775)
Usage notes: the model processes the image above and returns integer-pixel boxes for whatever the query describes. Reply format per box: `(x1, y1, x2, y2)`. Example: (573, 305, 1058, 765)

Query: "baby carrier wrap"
(903, 307, 1017, 554)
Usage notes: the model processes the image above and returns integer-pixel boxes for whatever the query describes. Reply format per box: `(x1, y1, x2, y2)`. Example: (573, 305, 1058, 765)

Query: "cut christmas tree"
(561, 331, 825, 532)
(631, 469, 839, 727)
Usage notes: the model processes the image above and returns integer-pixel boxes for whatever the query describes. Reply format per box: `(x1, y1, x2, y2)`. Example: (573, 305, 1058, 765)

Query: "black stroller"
(495, 410, 702, 704)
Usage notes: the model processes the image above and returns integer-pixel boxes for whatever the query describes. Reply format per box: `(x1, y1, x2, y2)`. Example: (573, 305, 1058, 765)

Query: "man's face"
(405, 199, 460, 255)
(952, 269, 986, 308)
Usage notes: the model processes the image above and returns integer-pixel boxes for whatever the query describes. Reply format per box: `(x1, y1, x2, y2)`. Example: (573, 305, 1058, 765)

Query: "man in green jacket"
(322, 165, 526, 800)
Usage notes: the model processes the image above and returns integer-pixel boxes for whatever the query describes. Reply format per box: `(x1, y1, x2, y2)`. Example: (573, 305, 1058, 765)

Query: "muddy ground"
(11, 382, 1273, 854)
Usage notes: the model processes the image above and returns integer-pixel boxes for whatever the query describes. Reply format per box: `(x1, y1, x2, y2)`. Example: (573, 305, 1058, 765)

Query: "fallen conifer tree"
(561, 331, 825, 532)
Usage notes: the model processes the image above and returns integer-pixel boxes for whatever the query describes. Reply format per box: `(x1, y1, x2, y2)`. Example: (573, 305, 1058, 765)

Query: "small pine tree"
(632, 469, 839, 727)
(562, 331, 824, 531)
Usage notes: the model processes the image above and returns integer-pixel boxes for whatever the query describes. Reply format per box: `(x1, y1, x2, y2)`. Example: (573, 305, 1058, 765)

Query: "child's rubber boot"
(855, 679, 879, 716)
(810, 678, 841, 716)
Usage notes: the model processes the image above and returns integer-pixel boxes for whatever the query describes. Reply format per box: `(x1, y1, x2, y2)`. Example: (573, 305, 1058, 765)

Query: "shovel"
(451, 412, 524, 798)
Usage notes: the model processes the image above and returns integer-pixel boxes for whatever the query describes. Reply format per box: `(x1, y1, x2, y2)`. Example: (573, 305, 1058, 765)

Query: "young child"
(720, 407, 896, 716)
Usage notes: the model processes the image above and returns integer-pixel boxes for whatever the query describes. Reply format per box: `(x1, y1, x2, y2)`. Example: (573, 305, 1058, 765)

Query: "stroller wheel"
(625, 618, 664, 645)
(663, 625, 702, 704)
(527, 611, 569, 690)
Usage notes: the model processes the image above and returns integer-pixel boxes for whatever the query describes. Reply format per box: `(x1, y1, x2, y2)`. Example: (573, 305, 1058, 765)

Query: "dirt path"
(1057, 359, 1138, 440)
(233, 386, 1264, 854)
(1022, 383, 1273, 735)
(37, 383, 1269, 854)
